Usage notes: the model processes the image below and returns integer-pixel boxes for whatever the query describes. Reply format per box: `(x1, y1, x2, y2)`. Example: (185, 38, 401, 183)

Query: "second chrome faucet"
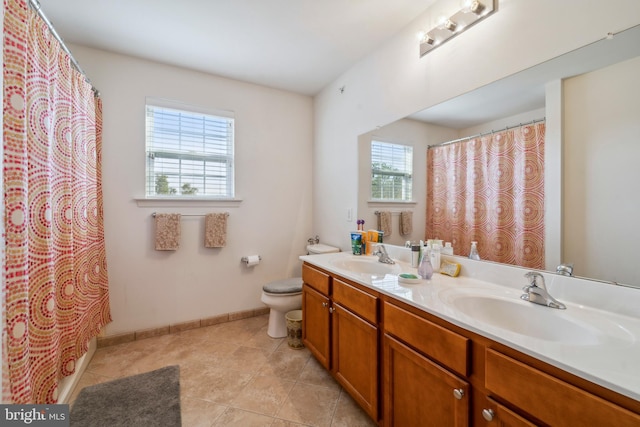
(521, 271, 566, 310)
(372, 244, 395, 264)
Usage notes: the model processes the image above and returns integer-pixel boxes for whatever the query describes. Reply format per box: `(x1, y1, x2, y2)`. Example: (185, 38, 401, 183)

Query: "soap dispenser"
(418, 251, 433, 280)
(469, 241, 481, 260)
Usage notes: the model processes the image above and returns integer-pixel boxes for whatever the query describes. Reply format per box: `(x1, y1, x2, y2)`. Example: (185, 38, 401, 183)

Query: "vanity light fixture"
(419, 0, 496, 57)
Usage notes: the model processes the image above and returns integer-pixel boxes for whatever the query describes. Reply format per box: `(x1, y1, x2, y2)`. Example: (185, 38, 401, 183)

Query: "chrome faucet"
(556, 263, 574, 276)
(521, 272, 566, 309)
(372, 244, 395, 264)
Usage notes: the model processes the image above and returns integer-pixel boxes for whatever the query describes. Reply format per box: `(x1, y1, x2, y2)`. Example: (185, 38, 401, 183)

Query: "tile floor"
(70, 314, 377, 427)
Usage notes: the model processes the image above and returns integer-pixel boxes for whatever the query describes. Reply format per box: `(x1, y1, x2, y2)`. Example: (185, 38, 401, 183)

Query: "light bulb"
(444, 19, 458, 32)
(460, 0, 473, 12)
(470, 1, 486, 15)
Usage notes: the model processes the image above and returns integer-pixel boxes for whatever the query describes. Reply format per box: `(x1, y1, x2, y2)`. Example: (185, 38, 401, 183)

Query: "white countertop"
(300, 251, 640, 402)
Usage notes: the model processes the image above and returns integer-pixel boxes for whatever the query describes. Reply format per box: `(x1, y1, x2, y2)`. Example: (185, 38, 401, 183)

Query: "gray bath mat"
(70, 365, 181, 427)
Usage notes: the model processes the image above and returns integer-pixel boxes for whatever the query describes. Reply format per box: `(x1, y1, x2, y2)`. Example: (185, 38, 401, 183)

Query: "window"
(145, 98, 234, 198)
(371, 140, 413, 201)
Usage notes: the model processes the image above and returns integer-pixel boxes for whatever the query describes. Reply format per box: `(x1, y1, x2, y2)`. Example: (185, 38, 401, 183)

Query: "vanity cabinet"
(301, 261, 640, 427)
(301, 263, 380, 421)
(383, 301, 470, 426)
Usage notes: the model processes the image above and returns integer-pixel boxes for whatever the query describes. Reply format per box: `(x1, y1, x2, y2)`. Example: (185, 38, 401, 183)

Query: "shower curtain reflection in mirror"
(426, 122, 545, 268)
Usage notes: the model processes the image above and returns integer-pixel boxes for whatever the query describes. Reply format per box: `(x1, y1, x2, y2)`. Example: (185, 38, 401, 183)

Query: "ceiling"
(36, 2, 640, 128)
(38, 0, 438, 96)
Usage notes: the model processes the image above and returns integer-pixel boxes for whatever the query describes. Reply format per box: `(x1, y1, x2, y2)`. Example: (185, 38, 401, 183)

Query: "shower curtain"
(2, 0, 111, 403)
(426, 122, 545, 268)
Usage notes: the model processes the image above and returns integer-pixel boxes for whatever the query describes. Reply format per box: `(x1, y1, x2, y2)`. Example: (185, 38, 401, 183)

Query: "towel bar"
(151, 212, 229, 218)
(374, 211, 405, 216)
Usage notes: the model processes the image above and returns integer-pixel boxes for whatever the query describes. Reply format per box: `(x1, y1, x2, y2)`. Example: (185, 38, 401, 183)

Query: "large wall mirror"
(358, 24, 640, 288)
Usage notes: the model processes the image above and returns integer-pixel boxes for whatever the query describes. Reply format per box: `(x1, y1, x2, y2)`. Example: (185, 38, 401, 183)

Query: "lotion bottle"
(469, 241, 481, 260)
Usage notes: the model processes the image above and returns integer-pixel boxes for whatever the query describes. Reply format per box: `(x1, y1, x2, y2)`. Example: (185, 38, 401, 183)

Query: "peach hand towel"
(378, 211, 392, 238)
(205, 213, 227, 248)
(400, 211, 413, 236)
(155, 213, 181, 251)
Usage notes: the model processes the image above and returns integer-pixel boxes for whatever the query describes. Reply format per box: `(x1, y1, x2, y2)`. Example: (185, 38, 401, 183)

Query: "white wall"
(69, 45, 314, 335)
(313, 0, 640, 253)
(563, 56, 640, 285)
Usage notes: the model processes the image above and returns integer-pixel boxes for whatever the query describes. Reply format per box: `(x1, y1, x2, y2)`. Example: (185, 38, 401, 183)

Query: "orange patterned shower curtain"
(426, 122, 545, 269)
(2, 0, 111, 403)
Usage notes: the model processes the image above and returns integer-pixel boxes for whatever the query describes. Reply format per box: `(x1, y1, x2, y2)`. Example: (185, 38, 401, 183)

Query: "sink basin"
(449, 295, 602, 345)
(330, 256, 401, 277)
(438, 287, 635, 346)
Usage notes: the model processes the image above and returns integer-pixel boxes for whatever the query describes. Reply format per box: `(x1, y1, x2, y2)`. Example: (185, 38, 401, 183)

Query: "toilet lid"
(262, 277, 303, 294)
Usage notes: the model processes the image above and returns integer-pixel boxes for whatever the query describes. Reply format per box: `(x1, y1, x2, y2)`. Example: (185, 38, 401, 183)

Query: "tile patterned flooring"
(70, 314, 377, 427)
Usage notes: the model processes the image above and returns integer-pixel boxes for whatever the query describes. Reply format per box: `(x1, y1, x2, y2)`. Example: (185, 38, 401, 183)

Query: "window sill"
(135, 197, 243, 208)
(367, 200, 417, 206)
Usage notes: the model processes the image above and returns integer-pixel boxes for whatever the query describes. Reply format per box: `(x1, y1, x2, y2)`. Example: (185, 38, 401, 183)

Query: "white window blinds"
(371, 140, 413, 201)
(145, 99, 235, 198)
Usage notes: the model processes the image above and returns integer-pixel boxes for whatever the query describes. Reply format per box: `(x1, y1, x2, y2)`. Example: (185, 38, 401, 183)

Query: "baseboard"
(97, 306, 270, 348)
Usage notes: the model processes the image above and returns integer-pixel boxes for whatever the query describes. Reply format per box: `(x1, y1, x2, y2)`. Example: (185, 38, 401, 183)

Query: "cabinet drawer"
(302, 263, 330, 295)
(383, 301, 469, 377)
(485, 349, 640, 427)
(333, 278, 377, 324)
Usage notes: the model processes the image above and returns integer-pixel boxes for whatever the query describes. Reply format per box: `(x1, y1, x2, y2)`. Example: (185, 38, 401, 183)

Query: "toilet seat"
(263, 291, 301, 297)
(262, 277, 303, 294)
(261, 278, 304, 338)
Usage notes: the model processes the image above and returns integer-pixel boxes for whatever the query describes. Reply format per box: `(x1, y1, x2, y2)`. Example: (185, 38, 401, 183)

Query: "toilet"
(261, 243, 340, 338)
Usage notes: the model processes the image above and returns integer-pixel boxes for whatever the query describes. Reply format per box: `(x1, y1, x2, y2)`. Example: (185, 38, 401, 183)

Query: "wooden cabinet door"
(475, 393, 538, 427)
(383, 334, 469, 427)
(302, 284, 331, 369)
(332, 303, 378, 421)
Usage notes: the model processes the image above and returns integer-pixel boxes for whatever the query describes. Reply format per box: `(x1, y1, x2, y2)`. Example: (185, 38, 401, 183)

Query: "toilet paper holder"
(241, 255, 262, 264)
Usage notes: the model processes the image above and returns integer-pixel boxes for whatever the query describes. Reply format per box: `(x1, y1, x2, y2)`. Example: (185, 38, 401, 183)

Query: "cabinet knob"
(329, 307, 335, 313)
(482, 408, 495, 422)
(322, 302, 328, 307)
(453, 388, 465, 400)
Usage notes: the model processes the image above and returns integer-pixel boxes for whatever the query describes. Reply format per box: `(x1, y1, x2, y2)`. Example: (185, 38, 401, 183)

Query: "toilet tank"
(306, 243, 340, 255)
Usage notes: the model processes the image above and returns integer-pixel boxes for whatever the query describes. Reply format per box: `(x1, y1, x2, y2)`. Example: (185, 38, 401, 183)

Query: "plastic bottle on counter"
(469, 241, 481, 260)
(411, 244, 420, 268)
(442, 242, 454, 255)
(418, 251, 434, 280)
(430, 243, 441, 272)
